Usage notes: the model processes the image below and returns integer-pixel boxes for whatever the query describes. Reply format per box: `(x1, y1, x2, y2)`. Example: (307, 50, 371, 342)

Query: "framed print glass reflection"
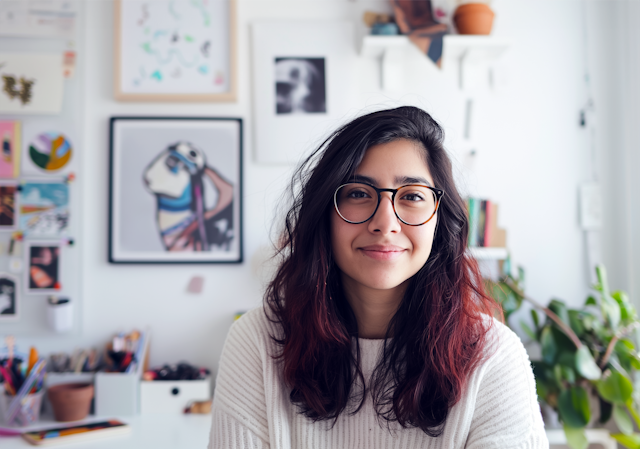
(109, 117, 243, 263)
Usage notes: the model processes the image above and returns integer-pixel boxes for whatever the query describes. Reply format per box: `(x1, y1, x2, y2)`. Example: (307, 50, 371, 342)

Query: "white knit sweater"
(208, 308, 548, 449)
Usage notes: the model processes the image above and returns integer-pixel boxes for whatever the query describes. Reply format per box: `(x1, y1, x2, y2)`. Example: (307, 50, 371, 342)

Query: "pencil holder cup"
(47, 383, 94, 422)
(46, 300, 73, 333)
(1, 390, 44, 426)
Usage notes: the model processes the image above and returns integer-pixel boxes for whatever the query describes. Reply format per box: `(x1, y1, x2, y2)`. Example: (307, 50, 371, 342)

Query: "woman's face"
(330, 139, 438, 295)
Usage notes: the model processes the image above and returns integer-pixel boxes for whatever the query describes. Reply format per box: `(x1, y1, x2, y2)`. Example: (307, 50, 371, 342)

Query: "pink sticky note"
(187, 276, 204, 294)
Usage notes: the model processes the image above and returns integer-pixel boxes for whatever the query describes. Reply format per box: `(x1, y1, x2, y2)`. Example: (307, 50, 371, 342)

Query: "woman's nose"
(368, 194, 401, 234)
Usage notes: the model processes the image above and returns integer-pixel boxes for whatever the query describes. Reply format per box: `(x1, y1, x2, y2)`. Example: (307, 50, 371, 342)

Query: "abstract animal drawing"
(143, 141, 234, 252)
(0, 273, 17, 321)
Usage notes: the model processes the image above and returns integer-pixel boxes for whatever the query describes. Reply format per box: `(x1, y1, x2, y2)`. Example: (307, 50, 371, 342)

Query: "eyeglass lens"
(335, 183, 437, 225)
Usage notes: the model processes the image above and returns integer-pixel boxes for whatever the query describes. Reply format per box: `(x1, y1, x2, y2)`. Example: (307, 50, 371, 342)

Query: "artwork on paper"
(0, 53, 64, 114)
(0, 273, 18, 322)
(0, 0, 77, 39)
(28, 132, 73, 172)
(26, 243, 61, 293)
(0, 121, 21, 178)
(109, 117, 243, 263)
(275, 57, 326, 114)
(0, 184, 17, 229)
(117, 0, 232, 97)
(19, 182, 69, 236)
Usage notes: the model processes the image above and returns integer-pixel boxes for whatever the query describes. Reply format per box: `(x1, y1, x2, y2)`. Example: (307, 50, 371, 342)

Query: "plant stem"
(503, 278, 583, 350)
(599, 322, 640, 368)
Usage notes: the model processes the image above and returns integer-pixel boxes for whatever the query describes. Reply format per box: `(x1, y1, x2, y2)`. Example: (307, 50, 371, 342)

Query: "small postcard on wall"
(0, 121, 21, 178)
(25, 242, 62, 294)
(19, 182, 69, 237)
(0, 53, 64, 115)
(0, 273, 18, 322)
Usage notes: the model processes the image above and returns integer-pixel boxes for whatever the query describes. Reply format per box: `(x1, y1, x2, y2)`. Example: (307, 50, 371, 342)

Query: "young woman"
(209, 107, 547, 448)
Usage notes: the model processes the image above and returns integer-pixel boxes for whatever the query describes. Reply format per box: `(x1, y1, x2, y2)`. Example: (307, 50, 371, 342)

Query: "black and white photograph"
(0, 273, 18, 322)
(275, 57, 326, 114)
(109, 117, 243, 263)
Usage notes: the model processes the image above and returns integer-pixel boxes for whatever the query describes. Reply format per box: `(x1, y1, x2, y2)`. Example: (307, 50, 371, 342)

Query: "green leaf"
(585, 296, 597, 306)
(568, 310, 585, 336)
(614, 404, 634, 435)
(531, 309, 540, 329)
(596, 265, 622, 329)
(558, 387, 591, 428)
(549, 299, 570, 325)
(596, 265, 611, 297)
(561, 365, 576, 383)
(597, 371, 634, 404)
(517, 266, 525, 288)
(541, 326, 557, 364)
(558, 351, 576, 368)
(552, 326, 577, 352)
(611, 433, 640, 449)
(520, 321, 536, 340)
(563, 425, 588, 449)
(575, 345, 602, 380)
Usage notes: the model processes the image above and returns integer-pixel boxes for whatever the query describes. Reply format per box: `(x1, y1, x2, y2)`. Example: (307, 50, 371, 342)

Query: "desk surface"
(1, 414, 212, 449)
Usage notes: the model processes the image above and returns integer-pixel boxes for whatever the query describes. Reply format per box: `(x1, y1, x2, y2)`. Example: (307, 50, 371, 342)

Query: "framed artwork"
(25, 242, 61, 294)
(18, 181, 70, 236)
(113, 0, 237, 102)
(0, 121, 21, 178)
(0, 273, 18, 322)
(0, 182, 18, 229)
(251, 21, 356, 164)
(109, 117, 243, 263)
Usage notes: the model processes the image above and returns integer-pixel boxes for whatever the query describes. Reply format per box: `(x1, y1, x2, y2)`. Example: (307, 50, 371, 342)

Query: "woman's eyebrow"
(350, 174, 377, 185)
(395, 176, 433, 187)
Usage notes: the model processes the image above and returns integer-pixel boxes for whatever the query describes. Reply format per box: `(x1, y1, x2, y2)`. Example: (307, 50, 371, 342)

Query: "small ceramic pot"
(47, 383, 94, 422)
(454, 3, 495, 35)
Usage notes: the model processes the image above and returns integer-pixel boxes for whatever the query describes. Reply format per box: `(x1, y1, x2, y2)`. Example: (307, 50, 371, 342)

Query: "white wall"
(13, 0, 620, 375)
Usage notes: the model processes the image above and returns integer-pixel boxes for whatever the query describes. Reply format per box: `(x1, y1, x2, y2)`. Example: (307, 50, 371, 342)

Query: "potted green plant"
(487, 264, 640, 449)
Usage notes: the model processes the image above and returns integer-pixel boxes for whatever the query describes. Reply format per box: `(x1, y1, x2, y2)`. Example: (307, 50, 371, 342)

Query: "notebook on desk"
(21, 419, 131, 446)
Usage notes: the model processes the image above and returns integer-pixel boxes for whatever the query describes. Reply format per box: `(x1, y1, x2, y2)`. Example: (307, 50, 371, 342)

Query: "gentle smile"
(359, 245, 406, 261)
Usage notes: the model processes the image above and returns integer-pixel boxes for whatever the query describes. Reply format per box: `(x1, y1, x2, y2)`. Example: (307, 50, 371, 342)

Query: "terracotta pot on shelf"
(454, 3, 495, 35)
(47, 383, 94, 422)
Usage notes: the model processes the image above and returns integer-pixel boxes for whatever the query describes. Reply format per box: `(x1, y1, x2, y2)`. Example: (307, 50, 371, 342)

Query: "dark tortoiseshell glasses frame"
(333, 183, 445, 226)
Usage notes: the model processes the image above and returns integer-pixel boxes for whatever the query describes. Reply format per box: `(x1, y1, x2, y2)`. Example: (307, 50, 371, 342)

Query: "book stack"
(465, 198, 507, 248)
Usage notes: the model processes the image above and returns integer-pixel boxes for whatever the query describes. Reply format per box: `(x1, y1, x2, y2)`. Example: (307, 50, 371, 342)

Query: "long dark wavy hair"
(265, 106, 501, 436)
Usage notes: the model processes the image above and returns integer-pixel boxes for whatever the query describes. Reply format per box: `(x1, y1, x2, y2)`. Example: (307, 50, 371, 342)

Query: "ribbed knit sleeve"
(208, 310, 271, 449)
(464, 321, 548, 449)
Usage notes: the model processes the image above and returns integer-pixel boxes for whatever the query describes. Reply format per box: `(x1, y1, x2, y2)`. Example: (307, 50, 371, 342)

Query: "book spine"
(484, 200, 493, 247)
(469, 198, 479, 247)
(478, 200, 487, 247)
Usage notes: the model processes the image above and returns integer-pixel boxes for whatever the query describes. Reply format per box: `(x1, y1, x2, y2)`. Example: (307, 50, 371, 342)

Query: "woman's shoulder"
(226, 306, 280, 351)
(479, 315, 532, 373)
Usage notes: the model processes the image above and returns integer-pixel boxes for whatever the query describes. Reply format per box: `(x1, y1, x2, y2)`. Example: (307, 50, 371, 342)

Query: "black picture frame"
(108, 117, 243, 264)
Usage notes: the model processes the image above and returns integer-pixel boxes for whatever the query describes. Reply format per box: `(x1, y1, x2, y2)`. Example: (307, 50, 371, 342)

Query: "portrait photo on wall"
(25, 242, 61, 294)
(0, 273, 18, 322)
(109, 117, 242, 263)
(0, 182, 17, 229)
(275, 57, 326, 114)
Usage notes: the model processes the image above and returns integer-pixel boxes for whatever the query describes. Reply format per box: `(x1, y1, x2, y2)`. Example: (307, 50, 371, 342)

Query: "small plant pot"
(454, 3, 495, 35)
(47, 383, 94, 422)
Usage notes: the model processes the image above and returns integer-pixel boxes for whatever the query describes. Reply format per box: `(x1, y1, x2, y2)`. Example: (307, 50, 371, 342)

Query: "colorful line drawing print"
(143, 141, 234, 252)
(19, 182, 69, 236)
(0, 121, 20, 178)
(0, 273, 18, 322)
(27, 243, 60, 292)
(0, 184, 17, 228)
(28, 132, 72, 172)
(118, 0, 231, 96)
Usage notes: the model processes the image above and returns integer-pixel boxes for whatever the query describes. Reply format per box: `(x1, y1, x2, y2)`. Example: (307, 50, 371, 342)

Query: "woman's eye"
(348, 190, 370, 199)
(401, 193, 425, 202)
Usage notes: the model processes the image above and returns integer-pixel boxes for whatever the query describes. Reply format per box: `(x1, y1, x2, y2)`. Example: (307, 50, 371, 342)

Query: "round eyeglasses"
(334, 182, 445, 226)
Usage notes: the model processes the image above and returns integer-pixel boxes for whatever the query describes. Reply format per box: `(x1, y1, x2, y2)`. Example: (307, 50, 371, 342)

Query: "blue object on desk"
(371, 22, 399, 35)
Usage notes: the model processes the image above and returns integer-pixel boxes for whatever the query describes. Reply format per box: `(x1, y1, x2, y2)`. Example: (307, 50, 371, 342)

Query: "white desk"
(546, 428, 616, 449)
(1, 414, 212, 449)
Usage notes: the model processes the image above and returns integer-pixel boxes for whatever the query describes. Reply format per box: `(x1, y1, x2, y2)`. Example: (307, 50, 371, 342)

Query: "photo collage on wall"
(0, 118, 73, 322)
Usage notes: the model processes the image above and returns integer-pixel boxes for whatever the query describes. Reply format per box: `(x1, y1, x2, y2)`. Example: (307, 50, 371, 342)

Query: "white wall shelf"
(360, 34, 511, 91)
(468, 247, 508, 260)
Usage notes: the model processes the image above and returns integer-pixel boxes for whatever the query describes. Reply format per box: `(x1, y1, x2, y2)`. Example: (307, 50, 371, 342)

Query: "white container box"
(140, 378, 211, 414)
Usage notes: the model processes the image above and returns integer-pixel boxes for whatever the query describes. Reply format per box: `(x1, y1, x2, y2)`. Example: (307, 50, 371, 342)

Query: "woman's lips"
(359, 245, 406, 261)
